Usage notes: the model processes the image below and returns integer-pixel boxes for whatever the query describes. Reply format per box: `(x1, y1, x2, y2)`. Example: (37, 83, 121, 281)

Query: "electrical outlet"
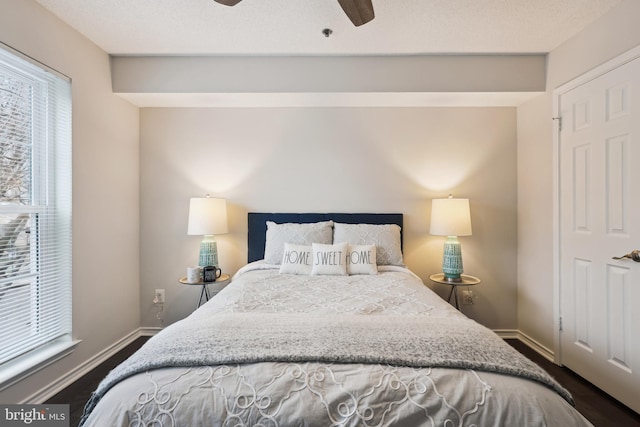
(154, 289, 165, 304)
(462, 290, 474, 305)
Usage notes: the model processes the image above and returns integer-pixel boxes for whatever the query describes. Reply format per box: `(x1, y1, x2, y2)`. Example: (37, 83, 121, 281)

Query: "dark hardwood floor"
(507, 340, 640, 427)
(45, 336, 150, 427)
(46, 337, 640, 427)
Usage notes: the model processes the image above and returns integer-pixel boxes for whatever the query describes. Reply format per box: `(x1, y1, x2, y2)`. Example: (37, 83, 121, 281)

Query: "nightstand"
(429, 273, 480, 310)
(179, 273, 230, 308)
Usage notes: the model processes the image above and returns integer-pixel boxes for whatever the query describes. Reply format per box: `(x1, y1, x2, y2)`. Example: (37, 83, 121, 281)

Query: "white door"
(558, 54, 640, 413)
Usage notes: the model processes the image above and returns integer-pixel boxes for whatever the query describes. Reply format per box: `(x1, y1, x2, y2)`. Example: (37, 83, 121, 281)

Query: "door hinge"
(552, 116, 562, 131)
(559, 316, 563, 332)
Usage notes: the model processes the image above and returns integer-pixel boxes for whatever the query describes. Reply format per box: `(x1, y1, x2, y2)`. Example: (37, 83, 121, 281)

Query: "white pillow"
(279, 243, 313, 275)
(346, 244, 378, 275)
(264, 221, 333, 264)
(311, 242, 348, 276)
(333, 223, 404, 266)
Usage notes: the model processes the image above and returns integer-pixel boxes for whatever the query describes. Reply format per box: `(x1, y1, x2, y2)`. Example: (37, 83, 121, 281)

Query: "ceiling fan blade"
(213, 0, 243, 6)
(336, 0, 375, 26)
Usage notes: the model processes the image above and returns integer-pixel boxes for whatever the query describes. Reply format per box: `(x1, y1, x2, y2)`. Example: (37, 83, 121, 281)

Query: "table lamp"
(187, 195, 228, 267)
(429, 195, 472, 282)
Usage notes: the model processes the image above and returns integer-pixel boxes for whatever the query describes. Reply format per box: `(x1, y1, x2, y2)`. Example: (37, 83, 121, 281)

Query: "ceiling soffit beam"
(111, 55, 546, 95)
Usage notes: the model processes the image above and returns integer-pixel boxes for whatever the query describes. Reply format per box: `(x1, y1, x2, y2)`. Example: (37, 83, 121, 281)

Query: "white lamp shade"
(187, 197, 228, 235)
(429, 198, 472, 236)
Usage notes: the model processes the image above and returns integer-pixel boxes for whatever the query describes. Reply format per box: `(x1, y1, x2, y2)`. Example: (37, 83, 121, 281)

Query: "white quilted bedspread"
(209, 264, 444, 316)
(82, 263, 592, 427)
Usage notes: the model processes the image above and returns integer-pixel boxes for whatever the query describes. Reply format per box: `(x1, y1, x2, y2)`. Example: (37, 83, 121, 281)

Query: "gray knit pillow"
(264, 221, 333, 264)
(333, 223, 403, 266)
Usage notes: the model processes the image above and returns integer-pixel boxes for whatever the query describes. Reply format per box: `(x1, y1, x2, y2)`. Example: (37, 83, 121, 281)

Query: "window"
(0, 44, 73, 388)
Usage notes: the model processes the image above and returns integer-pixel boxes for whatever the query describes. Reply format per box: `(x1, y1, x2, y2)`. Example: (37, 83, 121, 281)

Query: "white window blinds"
(0, 45, 72, 383)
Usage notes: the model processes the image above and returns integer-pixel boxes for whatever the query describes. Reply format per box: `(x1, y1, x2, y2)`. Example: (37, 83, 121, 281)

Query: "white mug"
(186, 266, 202, 284)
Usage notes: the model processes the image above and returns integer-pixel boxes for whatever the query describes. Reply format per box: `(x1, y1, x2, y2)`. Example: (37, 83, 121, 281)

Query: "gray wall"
(139, 107, 518, 329)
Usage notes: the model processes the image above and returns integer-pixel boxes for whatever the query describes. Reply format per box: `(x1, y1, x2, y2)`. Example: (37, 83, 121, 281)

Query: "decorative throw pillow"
(333, 223, 404, 266)
(279, 243, 313, 275)
(346, 244, 378, 275)
(311, 242, 348, 276)
(264, 221, 333, 264)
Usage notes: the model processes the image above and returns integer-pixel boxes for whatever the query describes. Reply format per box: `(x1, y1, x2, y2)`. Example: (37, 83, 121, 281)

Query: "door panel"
(559, 55, 640, 414)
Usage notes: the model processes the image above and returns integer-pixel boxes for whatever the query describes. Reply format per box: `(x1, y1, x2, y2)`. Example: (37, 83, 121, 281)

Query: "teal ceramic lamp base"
(199, 235, 219, 267)
(442, 236, 463, 281)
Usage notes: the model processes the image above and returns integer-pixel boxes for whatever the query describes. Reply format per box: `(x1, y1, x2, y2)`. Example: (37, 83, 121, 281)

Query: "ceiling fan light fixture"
(212, 0, 374, 27)
(336, 0, 375, 26)
(213, 0, 243, 6)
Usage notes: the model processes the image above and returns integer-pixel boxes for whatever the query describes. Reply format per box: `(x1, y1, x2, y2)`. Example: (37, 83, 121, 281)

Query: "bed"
(80, 213, 592, 427)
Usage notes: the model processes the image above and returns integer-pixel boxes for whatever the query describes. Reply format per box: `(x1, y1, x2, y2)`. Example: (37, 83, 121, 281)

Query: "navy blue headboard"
(247, 212, 403, 263)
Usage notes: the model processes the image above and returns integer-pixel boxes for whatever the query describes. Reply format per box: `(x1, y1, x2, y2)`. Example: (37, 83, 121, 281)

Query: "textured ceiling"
(34, 0, 621, 55)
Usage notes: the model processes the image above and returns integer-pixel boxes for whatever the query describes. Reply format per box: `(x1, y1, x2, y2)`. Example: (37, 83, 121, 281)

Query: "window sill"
(0, 337, 81, 392)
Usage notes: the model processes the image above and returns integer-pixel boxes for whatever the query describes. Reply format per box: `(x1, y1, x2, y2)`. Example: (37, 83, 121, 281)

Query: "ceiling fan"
(213, 0, 375, 27)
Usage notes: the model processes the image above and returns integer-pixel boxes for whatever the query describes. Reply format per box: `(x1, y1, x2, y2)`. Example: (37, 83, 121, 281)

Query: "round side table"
(179, 273, 230, 308)
(429, 273, 480, 310)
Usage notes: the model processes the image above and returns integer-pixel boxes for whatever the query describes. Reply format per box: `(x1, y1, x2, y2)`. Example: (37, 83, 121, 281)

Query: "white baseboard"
(23, 328, 144, 404)
(492, 329, 556, 363)
(516, 330, 556, 363)
(139, 326, 162, 336)
(492, 329, 519, 339)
